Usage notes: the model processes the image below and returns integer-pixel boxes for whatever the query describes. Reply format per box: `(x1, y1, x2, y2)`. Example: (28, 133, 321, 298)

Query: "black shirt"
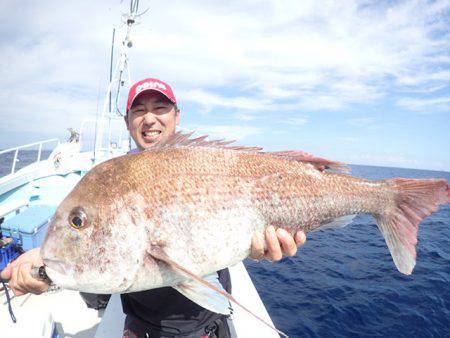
(121, 268, 231, 336)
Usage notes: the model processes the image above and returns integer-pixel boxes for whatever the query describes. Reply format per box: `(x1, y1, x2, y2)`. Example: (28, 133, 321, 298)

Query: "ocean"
(1, 151, 449, 337)
(0, 149, 52, 177)
(245, 165, 450, 338)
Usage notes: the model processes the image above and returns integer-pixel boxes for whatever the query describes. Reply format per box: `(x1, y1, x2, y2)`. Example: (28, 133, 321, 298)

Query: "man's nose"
(142, 111, 157, 124)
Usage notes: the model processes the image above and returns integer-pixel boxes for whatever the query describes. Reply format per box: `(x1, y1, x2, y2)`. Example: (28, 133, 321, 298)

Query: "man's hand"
(0, 247, 50, 296)
(250, 226, 307, 261)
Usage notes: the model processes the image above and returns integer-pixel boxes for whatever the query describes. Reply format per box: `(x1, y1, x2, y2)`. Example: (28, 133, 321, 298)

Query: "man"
(0, 77, 306, 337)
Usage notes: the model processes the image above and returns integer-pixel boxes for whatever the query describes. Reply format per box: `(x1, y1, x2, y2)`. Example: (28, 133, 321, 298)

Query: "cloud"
(346, 117, 375, 127)
(396, 70, 450, 86)
(398, 84, 448, 94)
(345, 153, 447, 171)
(1, 0, 449, 171)
(233, 113, 257, 121)
(282, 117, 309, 126)
(181, 124, 264, 140)
(130, 0, 450, 112)
(0, 89, 97, 134)
(2, 1, 449, 117)
(181, 89, 272, 112)
(337, 136, 358, 144)
(396, 96, 450, 112)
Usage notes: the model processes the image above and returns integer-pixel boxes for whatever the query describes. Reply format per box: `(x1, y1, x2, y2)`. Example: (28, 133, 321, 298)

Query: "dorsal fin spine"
(145, 131, 349, 173)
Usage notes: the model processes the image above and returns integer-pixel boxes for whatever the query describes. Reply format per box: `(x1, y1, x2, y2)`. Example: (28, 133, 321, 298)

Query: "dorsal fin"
(269, 150, 350, 173)
(147, 131, 262, 152)
(147, 131, 350, 173)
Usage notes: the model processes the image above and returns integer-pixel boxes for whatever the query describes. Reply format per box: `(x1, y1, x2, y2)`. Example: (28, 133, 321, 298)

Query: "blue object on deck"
(1, 205, 56, 251)
(0, 240, 21, 270)
(51, 323, 60, 338)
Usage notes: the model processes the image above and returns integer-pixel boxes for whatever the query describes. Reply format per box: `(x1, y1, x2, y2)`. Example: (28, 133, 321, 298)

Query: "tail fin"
(375, 178, 450, 275)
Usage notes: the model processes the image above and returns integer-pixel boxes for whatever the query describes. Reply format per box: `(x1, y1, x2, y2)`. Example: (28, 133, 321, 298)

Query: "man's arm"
(250, 227, 307, 261)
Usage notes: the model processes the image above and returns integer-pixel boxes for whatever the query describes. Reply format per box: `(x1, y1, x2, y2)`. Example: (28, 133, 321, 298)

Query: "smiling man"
(125, 78, 180, 149)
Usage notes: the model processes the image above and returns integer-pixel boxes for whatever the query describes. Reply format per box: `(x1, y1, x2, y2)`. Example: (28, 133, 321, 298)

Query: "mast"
(108, 28, 115, 113)
(93, 0, 143, 161)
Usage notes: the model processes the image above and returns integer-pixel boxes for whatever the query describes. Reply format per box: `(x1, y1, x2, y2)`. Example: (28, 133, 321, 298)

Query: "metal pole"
(37, 142, 43, 162)
(11, 149, 19, 174)
(109, 29, 115, 114)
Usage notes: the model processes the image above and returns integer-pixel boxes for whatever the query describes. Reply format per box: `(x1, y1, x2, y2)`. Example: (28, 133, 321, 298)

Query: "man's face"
(126, 91, 180, 150)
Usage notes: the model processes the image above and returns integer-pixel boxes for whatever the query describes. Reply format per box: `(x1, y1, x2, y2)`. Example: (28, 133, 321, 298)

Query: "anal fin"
(148, 245, 289, 338)
(173, 273, 231, 315)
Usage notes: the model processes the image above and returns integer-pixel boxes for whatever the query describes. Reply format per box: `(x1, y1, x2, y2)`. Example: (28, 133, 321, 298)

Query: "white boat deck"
(0, 289, 102, 337)
(1, 263, 279, 338)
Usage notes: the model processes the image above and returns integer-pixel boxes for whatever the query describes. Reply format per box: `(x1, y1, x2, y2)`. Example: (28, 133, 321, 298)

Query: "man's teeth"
(143, 131, 160, 136)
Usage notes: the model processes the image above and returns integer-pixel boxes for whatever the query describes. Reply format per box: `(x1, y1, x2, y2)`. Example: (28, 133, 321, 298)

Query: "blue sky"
(0, 0, 449, 171)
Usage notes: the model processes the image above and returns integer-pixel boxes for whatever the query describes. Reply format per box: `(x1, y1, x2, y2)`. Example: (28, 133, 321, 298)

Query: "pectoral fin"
(173, 273, 231, 315)
(147, 245, 289, 338)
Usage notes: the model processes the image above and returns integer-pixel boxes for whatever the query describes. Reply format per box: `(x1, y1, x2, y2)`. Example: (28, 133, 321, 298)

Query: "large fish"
(41, 132, 449, 333)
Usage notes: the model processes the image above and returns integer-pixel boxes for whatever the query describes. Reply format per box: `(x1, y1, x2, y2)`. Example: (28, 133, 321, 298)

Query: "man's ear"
(124, 113, 130, 130)
(175, 108, 181, 126)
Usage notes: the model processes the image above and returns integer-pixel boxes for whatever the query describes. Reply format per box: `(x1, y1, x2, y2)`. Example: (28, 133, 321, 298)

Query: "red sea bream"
(40, 133, 450, 332)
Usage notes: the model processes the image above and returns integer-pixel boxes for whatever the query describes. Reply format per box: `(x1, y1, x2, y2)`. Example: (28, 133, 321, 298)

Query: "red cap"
(126, 78, 177, 112)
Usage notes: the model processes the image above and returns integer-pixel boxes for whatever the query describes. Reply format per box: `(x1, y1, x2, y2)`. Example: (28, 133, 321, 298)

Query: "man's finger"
(0, 265, 12, 281)
(276, 228, 297, 257)
(17, 263, 32, 289)
(16, 263, 49, 295)
(294, 230, 307, 247)
(250, 232, 265, 260)
(10, 266, 26, 296)
(10, 266, 19, 289)
(265, 226, 282, 261)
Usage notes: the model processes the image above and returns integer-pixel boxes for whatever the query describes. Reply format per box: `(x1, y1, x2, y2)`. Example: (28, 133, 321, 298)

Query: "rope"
(1, 281, 17, 323)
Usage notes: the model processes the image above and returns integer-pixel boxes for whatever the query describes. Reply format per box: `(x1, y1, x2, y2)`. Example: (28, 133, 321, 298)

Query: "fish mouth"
(43, 260, 78, 290)
(43, 258, 68, 275)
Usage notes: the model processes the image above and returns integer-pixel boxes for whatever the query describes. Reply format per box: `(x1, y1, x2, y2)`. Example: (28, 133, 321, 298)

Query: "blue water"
(0, 149, 51, 177)
(245, 165, 450, 338)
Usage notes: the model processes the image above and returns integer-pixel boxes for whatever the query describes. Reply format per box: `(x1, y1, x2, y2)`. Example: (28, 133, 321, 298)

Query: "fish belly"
(128, 200, 265, 292)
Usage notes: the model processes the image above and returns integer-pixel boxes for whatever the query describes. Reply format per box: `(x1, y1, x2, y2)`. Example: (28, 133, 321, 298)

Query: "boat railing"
(0, 138, 60, 177)
(80, 118, 130, 160)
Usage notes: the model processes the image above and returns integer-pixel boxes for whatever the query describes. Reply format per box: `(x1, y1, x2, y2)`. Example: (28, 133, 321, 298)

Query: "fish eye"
(68, 207, 88, 230)
(72, 216, 83, 228)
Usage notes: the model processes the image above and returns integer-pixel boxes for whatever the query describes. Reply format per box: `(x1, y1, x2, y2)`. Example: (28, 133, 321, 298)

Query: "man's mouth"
(142, 130, 161, 141)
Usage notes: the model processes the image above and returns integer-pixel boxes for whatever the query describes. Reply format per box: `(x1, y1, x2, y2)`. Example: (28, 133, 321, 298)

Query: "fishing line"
(1, 281, 17, 323)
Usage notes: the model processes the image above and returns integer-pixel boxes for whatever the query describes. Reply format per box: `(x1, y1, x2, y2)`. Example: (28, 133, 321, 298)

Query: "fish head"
(41, 160, 150, 293)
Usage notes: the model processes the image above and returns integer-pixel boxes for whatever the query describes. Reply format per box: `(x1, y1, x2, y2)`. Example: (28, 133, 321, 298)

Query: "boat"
(0, 2, 280, 337)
